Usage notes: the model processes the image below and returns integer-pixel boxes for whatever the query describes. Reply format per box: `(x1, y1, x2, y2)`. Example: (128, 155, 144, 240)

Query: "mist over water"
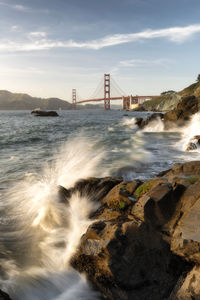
(1, 110, 200, 299)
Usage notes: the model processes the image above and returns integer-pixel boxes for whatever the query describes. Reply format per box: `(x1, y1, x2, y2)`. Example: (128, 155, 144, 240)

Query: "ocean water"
(0, 109, 200, 300)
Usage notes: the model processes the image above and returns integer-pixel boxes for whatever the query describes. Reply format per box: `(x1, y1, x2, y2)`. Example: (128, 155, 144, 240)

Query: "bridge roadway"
(76, 95, 159, 105)
(76, 97, 123, 104)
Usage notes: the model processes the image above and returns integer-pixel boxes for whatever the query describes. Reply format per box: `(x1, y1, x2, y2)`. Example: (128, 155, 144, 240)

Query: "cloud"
(0, 1, 48, 13)
(110, 58, 173, 74)
(29, 32, 47, 38)
(119, 58, 172, 67)
(0, 24, 200, 52)
(0, 2, 28, 11)
(11, 25, 20, 32)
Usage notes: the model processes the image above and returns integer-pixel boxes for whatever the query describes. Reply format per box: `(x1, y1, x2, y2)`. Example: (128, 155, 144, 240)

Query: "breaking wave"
(0, 136, 102, 300)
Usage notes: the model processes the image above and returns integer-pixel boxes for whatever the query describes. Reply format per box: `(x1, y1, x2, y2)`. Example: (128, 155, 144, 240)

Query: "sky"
(0, 0, 200, 103)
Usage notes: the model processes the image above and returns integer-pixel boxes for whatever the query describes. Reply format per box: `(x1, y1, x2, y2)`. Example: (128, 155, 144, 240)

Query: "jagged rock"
(136, 113, 164, 129)
(70, 161, 200, 300)
(186, 135, 200, 151)
(58, 177, 123, 205)
(170, 266, 200, 300)
(171, 196, 200, 264)
(71, 215, 188, 300)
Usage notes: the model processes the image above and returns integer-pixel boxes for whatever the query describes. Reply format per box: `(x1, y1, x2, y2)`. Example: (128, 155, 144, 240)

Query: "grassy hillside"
(0, 90, 100, 110)
(179, 81, 200, 98)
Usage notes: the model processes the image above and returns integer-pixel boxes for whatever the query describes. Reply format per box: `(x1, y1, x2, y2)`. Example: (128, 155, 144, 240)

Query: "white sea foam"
(120, 117, 137, 129)
(0, 136, 102, 299)
(142, 117, 165, 132)
(177, 112, 200, 152)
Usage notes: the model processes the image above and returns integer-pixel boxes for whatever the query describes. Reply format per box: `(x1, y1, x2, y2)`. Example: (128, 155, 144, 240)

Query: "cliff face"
(141, 81, 200, 112)
(143, 93, 181, 112)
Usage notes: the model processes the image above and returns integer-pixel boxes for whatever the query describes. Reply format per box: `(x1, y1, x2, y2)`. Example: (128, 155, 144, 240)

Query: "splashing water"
(177, 112, 200, 152)
(120, 117, 137, 129)
(142, 117, 165, 132)
(0, 136, 103, 299)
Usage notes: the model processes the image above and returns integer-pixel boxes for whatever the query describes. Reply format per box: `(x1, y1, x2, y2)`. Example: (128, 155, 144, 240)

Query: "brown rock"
(170, 266, 200, 300)
(159, 161, 200, 181)
(164, 96, 200, 124)
(171, 197, 200, 264)
(102, 180, 141, 209)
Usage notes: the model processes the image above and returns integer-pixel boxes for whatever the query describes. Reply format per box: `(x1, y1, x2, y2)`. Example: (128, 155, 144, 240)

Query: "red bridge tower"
(72, 88, 76, 109)
(104, 74, 110, 110)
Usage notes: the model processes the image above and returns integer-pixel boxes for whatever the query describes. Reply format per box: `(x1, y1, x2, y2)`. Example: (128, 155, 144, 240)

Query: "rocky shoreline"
(66, 161, 200, 300)
(2, 161, 200, 299)
(135, 95, 200, 133)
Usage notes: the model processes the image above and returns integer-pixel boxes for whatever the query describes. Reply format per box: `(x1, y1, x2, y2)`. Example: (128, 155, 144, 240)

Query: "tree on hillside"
(197, 74, 200, 82)
(161, 90, 176, 95)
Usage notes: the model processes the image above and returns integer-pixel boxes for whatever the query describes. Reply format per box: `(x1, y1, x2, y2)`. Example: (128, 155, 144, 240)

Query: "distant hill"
(0, 90, 101, 110)
(141, 81, 200, 112)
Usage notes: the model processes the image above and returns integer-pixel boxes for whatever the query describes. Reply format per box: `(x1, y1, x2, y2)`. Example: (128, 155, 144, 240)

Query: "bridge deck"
(76, 95, 159, 104)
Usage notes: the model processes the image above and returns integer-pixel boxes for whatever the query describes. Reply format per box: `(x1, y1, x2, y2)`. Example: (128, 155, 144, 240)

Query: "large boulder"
(31, 110, 59, 116)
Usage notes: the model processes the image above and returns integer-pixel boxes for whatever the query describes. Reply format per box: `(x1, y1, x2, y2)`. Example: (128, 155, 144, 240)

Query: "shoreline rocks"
(135, 96, 200, 131)
(186, 135, 200, 151)
(68, 161, 200, 300)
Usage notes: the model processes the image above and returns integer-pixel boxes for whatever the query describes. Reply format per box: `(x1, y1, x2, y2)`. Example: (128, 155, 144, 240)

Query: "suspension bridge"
(72, 74, 159, 110)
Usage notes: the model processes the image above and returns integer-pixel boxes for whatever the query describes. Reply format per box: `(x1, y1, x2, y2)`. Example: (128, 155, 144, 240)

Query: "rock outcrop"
(141, 93, 181, 112)
(164, 96, 200, 124)
(136, 80, 200, 113)
(67, 161, 200, 300)
(31, 110, 59, 116)
(135, 96, 200, 131)
(135, 112, 164, 129)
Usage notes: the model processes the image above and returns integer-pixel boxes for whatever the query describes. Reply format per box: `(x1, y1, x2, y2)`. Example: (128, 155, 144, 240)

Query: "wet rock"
(58, 185, 71, 204)
(31, 110, 59, 116)
(0, 290, 12, 300)
(58, 177, 123, 205)
(135, 117, 143, 127)
(136, 113, 164, 129)
(186, 135, 200, 151)
(102, 180, 141, 209)
(71, 177, 123, 203)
